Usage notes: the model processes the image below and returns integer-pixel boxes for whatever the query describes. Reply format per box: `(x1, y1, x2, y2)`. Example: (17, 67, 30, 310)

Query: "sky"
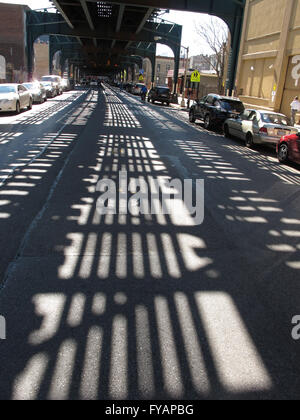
(3, 0, 227, 57)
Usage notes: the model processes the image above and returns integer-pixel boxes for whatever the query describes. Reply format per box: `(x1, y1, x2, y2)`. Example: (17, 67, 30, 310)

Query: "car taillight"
(259, 127, 268, 134)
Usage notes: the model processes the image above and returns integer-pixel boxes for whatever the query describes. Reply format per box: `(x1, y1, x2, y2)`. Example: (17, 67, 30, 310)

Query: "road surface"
(0, 86, 300, 400)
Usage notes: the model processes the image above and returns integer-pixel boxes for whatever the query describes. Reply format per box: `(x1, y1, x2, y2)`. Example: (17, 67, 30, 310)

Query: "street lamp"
(180, 45, 189, 108)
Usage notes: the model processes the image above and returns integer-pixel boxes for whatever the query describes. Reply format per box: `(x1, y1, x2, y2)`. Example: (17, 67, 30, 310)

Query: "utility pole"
(181, 46, 189, 108)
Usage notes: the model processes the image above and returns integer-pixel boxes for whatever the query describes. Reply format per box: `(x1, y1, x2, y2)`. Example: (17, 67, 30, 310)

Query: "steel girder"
(27, 10, 182, 89)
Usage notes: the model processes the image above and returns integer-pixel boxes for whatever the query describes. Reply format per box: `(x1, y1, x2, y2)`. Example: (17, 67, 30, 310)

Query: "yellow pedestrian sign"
(191, 70, 201, 83)
(139, 75, 144, 82)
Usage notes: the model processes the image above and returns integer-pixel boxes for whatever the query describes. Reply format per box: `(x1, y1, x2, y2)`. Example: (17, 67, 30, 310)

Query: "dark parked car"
(189, 94, 245, 130)
(277, 132, 300, 165)
(124, 82, 133, 93)
(148, 86, 171, 105)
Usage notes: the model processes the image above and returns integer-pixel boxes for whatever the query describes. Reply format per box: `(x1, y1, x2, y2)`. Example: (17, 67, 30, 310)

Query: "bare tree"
(194, 17, 229, 94)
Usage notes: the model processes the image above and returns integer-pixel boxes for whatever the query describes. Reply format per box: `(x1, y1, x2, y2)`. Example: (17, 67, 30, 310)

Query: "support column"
(172, 44, 181, 103)
(227, 8, 244, 95)
(26, 37, 34, 81)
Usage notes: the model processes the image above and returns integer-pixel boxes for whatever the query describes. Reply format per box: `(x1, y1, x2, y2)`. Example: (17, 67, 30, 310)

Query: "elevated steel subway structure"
(26, 6, 182, 89)
(27, 0, 245, 92)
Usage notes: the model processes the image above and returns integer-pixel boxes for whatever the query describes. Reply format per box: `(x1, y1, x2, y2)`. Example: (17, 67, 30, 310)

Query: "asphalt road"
(0, 86, 300, 400)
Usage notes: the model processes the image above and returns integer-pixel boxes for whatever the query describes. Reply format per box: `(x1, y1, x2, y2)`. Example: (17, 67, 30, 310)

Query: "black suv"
(148, 86, 171, 106)
(189, 94, 244, 130)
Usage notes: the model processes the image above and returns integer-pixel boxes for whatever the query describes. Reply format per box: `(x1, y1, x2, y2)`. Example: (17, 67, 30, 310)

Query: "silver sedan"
(224, 109, 298, 148)
(0, 84, 32, 114)
(23, 82, 47, 104)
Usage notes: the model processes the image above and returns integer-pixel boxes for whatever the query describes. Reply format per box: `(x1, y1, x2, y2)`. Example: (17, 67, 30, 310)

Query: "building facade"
(190, 54, 215, 72)
(0, 2, 29, 83)
(33, 39, 50, 80)
(236, 0, 300, 120)
(142, 55, 188, 88)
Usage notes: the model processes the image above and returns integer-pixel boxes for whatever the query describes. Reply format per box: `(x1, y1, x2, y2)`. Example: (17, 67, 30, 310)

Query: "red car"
(277, 133, 300, 164)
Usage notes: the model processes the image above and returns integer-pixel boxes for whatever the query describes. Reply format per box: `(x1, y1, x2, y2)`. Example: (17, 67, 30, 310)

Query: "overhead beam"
(111, 4, 125, 48)
(52, 0, 74, 29)
(80, 0, 95, 31)
(77, 37, 83, 46)
(116, 4, 126, 32)
(40, 22, 177, 43)
(96, 0, 244, 14)
(136, 7, 154, 34)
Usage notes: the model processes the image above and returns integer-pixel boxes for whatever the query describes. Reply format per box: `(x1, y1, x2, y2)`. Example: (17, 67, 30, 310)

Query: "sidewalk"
(170, 96, 191, 112)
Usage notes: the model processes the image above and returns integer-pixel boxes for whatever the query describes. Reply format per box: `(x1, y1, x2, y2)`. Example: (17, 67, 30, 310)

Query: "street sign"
(191, 70, 201, 83)
(139, 69, 144, 75)
(139, 75, 144, 82)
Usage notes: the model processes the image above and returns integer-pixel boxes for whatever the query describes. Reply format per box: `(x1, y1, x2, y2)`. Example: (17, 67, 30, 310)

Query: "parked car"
(123, 82, 133, 92)
(69, 79, 75, 90)
(22, 82, 47, 104)
(0, 84, 32, 114)
(80, 78, 88, 86)
(189, 94, 244, 130)
(61, 78, 71, 92)
(41, 75, 63, 95)
(224, 109, 298, 148)
(90, 80, 98, 88)
(148, 86, 171, 105)
(40, 81, 56, 98)
(277, 132, 300, 164)
(132, 83, 146, 95)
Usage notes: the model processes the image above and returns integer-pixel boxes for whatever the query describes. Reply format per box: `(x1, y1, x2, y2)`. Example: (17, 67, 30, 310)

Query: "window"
(261, 113, 289, 126)
(241, 110, 252, 120)
(0, 85, 15, 93)
(157, 64, 161, 73)
(248, 111, 257, 121)
(206, 95, 215, 104)
(219, 100, 244, 113)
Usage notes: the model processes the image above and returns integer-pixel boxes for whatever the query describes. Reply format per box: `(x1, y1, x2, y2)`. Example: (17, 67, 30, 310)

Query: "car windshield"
(219, 100, 244, 113)
(23, 83, 35, 89)
(41, 82, 51, 86)
(261, 113, 289, 126)
(42, 77, 58, 83)
(157, 88, 170, 94)
(0, 85, 16, 93)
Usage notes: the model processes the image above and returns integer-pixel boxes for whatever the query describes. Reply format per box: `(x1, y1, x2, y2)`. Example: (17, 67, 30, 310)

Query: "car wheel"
(245, 133, 254, 148)
(15, 101, 21, 114)
(224, 124, 231, 138)
(189, 110, 196, 123)
(278, 143, 289, 163)
(167, 102, 170, 107)
(152, 99, 155, 104)
(204, 114, 212, 130)
(28, 98, 33, 110)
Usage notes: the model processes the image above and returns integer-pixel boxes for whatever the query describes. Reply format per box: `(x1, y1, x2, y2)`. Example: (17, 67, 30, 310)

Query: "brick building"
(142, 55, 188, 88)
(0, 2, 30, 83)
